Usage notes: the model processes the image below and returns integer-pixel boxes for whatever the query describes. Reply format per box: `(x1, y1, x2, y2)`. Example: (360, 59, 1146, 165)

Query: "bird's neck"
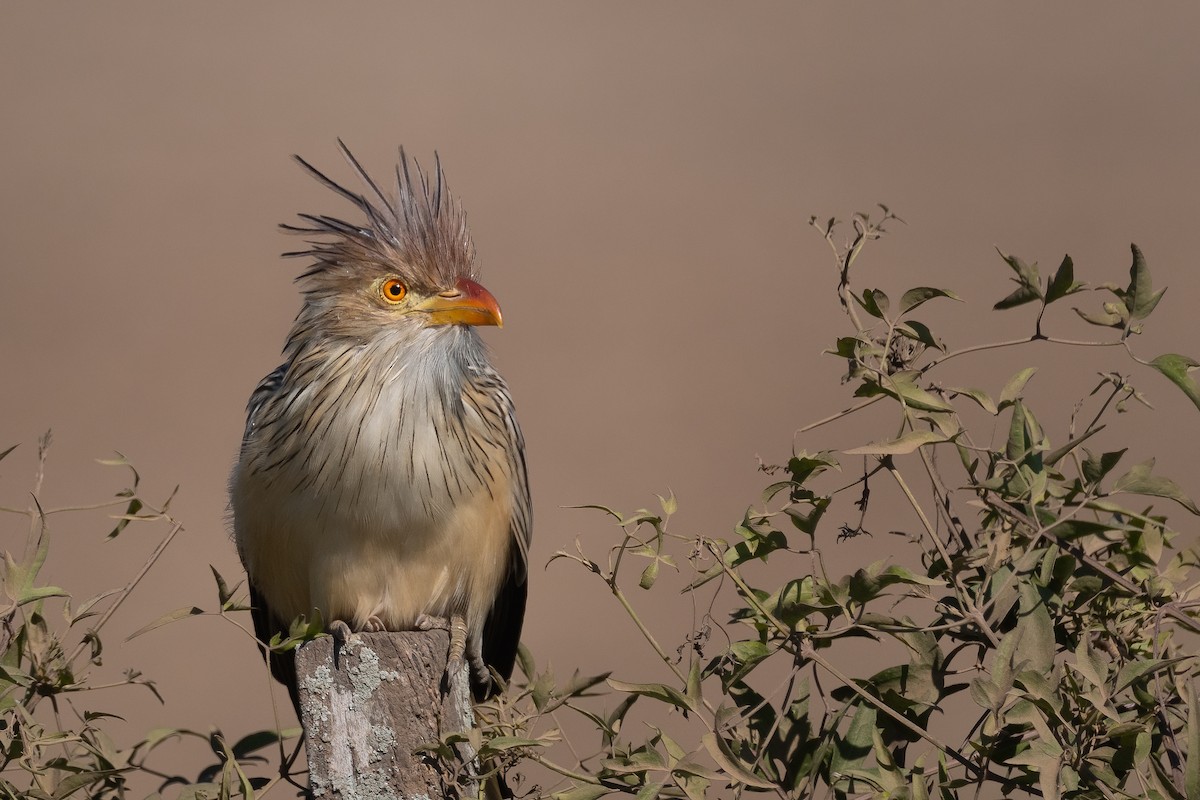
(283, 322, 487, 400)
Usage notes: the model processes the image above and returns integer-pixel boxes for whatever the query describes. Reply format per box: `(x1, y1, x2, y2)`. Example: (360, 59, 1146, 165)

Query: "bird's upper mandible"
(390, 276, 503, 328)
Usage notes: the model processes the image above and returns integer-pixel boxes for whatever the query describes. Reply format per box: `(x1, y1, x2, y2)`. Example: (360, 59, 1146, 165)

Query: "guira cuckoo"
(230, 142, 530, 707)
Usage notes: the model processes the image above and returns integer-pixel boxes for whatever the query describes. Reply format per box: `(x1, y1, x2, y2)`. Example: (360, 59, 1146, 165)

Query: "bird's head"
(281, 142, 502, 343)
(372, 275, 501, 328)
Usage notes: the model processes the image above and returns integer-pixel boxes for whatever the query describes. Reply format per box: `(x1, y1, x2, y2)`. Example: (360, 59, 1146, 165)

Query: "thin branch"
(65, 521, 184, 667)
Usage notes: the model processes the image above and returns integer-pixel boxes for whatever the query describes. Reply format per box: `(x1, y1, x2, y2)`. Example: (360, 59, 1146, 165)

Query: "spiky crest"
(281, 140, 477, 293)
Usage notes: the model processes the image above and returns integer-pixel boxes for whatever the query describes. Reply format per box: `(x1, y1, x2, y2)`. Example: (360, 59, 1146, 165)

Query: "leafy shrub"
(0, 435, 291, 800)
(478, 212, 1200, 800)
(7, 210, 1200, 800)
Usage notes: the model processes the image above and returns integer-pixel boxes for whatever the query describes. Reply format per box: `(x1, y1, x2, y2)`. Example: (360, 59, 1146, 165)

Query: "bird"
(230, 141, 531, 710)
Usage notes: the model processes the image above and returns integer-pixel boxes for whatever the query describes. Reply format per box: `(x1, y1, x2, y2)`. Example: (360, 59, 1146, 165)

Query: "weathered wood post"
(295, 630, 477, 799)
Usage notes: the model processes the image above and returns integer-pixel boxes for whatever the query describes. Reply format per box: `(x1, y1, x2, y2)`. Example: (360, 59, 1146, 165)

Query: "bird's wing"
(240, 363, 303, 714)
(241, 363, 287, 443)
(473, 370, 532, 690)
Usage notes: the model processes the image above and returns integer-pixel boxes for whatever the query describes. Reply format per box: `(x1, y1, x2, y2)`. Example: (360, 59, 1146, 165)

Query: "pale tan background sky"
(3, 2, 1199, 788)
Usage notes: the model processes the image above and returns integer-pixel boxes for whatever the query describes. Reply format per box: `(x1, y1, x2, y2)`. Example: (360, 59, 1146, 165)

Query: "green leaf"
(516, 643, 536, 680)
(871, 725, 907, 790)
(674, 771, 710, 800)
(210, 565, 238, 609)
(999, 367, 1038, 407)
(785, 451, 840, 484)
(831, 702, 877, 775)
(899, 287, 961, 314)
(1126, 243, 1166, 321)
(634, 781, 667, 800)
(924, 409, 962, 438)
(994, 284, 1042, 310)
(603, 693, 639, 745)
(271, 613, 325, 651)
(607, 679, 695, 713)
(1045, 254, 1082, 303)
(725, 641, 771, 685)
(17, 585, 68, 605)
(1073, 305, 1127, 328)
(998, 249, 1042, 288)
(1114, 656, 1188, 693)
(1047, 520, 1128, 541)
(1016, 669, 1059, 710)
(1006, 400, 1031, 461)
(887, 372, 954, 412)
(844, 430, 947, 456)
(828, 337, 859, 359)
(994, 249, 1044, 309)
(568, 503, 623, 520)
(638, 560, 659, 590)
(672, 759, 723, 781)
(784, 501, 829, 535)
(876, 564, 943, 588)
(701, 733, 776, 788)
(1008, 747, 1062, 800)
(561, 669, 612, 697)
(1082, 448, 1127, 485)
(1073, 640, 1107, 688)
(1016, 583, 1055, 675)
(726, 519, 789, 565)
(912, 762, 931, 800)
(685, 660, 701, 707)
(1113, 459, 1200, 515)
(761, 577, 837, 627)
(67, 588, 121, 626)
(895, 320, 944, 351)
(858, 288, 890, 319)
(52, 771, 119, 800)
(1149, 353, 1200, 412)
(126, 606, 204, 641)
(1043, 425, 1104, 467)
(949, 386, 998, 415)
(107, 497, 144, 539)
(553, 785, 610, 800)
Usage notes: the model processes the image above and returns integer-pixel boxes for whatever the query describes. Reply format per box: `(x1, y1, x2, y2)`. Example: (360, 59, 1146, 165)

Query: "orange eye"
(380, 278, 407, 304)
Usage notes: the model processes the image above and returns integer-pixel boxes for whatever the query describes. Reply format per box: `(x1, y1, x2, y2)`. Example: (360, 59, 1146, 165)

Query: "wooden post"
(295, 630, 477, 799)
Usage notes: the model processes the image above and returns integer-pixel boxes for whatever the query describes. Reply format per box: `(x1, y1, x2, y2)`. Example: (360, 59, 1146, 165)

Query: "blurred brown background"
(2, 2, 1199, 788)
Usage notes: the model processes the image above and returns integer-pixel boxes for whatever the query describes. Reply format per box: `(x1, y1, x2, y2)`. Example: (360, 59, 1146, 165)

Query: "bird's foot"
(445, 614, 493, 692)
(415, 613, 450, 632)
(362, 615, 386, 633)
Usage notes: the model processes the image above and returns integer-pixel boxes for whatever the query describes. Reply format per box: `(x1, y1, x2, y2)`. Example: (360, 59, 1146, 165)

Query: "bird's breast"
(233, 349, 514, 632)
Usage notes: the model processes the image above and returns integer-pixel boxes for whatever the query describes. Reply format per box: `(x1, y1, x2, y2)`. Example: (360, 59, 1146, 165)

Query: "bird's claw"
(327, 619, 354, 670)
(328, 619, 353, 645)
(362, 615, 386, 632)
(469, 654, 492, 691)
(415, 613, 450, 632)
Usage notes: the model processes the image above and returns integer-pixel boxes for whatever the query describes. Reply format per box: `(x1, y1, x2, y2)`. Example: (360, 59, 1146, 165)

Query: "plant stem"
(886, 461, 1000, 647)
(65, 521, 184, 667)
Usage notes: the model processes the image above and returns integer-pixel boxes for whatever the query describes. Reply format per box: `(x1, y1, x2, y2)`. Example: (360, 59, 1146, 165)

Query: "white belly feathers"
(232, 334, 513, 635)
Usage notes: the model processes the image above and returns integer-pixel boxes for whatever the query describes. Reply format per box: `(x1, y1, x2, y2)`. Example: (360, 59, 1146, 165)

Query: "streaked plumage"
(231, 142, 530, 705)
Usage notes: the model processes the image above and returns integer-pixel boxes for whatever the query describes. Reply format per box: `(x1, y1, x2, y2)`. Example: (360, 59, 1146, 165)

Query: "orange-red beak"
(415, 278, 503, 328)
